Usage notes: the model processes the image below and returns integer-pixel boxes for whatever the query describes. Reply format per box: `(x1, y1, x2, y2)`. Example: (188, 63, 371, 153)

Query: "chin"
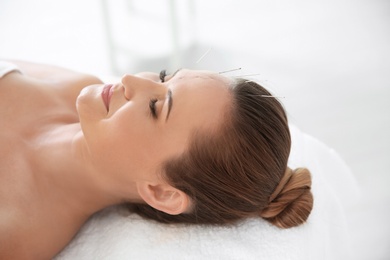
(76, 85, 105, 136)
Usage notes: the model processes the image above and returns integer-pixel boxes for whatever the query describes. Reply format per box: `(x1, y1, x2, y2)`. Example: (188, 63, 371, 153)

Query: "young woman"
(0, 60, 313, 259)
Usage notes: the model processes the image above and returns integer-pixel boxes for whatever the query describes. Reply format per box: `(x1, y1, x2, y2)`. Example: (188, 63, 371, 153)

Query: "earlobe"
(136, 182, 190, 215)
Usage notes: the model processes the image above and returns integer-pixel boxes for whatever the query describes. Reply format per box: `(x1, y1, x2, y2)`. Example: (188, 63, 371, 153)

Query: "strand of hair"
(246, 93, 285, 98)
(261, 95, 285, 98)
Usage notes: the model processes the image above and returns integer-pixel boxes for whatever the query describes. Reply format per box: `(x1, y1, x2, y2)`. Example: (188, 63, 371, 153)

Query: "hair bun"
(260, 168, 313, 228)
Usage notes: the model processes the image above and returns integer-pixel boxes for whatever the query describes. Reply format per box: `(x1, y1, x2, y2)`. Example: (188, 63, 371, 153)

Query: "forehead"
(170, 69, 232, 103)
(167, 69, 232, 130)
(173, 69, 231, 85)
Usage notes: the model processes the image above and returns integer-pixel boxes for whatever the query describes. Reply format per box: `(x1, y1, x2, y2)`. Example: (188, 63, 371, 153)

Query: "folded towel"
(55, 125, 359, 260)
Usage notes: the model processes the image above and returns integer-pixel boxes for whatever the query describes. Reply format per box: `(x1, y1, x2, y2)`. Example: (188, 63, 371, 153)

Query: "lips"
(102, 84, 113, 111)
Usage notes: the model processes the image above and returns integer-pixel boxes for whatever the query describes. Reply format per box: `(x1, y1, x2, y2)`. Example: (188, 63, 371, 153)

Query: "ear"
(136, 182, 191, 215)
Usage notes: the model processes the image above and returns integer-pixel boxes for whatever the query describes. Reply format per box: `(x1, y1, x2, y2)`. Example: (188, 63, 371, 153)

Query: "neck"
(31, 123, 123, 219)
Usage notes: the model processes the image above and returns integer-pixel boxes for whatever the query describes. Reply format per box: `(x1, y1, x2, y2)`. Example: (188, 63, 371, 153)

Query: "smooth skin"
(0, 61, 231, 259)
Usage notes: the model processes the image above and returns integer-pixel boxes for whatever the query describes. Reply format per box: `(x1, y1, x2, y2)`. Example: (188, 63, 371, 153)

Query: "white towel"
(55, 125, 359, 260)
(0, 61, 21, 78)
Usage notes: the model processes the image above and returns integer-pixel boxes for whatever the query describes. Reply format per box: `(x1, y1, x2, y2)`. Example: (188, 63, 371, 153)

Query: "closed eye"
(149, 98, 158, 119)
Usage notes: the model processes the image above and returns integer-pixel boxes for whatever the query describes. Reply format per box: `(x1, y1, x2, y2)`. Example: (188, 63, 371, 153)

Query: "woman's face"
(76, 69, 232, 186)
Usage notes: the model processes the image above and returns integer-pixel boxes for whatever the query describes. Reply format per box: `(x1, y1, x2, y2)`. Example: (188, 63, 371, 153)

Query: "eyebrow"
(164, 69, 181, 121)
(171, 68, 182, 78)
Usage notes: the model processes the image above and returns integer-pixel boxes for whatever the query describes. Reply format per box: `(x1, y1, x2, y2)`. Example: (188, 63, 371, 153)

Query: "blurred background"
(0, 0, 389, 259)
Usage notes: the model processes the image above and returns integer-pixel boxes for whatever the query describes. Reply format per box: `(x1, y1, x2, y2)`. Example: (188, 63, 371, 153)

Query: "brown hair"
(131, 79, 313, 228)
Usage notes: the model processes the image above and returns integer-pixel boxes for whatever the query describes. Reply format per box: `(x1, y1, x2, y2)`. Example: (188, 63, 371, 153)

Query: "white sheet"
(55, 125, 359, 260)
(0, 61, 21, 78)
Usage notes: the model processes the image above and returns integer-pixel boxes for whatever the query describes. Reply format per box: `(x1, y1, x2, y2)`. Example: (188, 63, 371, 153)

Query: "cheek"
(108, 108, 149, 143)
(101, 110, 158, 162)
(84, 102, 168, 175)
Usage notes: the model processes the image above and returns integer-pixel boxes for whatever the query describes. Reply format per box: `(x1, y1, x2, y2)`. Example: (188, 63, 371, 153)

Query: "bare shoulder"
(3, 59, 103, 91)
(5, 60, 102, 81)
(1, 60, 104, 112)
(2, 60, 103, 85)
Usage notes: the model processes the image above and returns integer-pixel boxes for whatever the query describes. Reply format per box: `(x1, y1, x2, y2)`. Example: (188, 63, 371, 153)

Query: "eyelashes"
(159, 69, 167, 83)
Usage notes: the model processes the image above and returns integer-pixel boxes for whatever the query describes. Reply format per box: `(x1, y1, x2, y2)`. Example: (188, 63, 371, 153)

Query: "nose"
(121, 74, 164, 100)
